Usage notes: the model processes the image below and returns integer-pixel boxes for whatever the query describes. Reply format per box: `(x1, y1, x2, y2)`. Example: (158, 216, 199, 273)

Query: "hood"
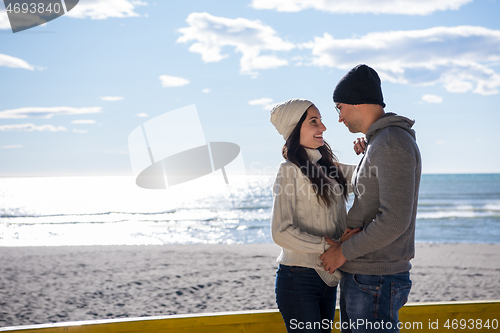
(365, 112, 416, 143)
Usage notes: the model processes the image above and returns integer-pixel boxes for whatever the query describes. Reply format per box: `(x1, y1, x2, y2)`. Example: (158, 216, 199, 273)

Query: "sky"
(1, 0, 499, 177)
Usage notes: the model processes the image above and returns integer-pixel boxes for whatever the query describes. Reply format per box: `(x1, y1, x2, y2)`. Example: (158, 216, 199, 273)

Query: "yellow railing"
(0, 301, 498, 333)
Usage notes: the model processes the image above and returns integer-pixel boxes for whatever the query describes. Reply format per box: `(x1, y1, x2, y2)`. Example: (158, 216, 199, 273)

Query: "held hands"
(320, 228, 361, 274)
(353, 137, 367, 155)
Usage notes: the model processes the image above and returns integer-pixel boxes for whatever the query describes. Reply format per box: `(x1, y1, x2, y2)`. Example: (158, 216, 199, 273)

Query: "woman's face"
(300, 105, 327, 149)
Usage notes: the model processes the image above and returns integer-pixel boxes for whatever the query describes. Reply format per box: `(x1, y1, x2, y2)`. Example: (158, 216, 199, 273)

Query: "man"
(320, 64, 422, 332)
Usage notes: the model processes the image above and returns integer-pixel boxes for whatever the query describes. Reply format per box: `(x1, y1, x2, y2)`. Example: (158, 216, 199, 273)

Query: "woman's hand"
(340, 228, 362, 243)
(353, 137, 366, 155)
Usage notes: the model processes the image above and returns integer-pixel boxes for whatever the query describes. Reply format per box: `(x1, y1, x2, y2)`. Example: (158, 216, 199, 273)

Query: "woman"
(270, 98, 360, 333)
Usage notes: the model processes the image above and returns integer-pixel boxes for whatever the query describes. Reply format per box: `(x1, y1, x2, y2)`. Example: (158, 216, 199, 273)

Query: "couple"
(270, 64, 422, 333)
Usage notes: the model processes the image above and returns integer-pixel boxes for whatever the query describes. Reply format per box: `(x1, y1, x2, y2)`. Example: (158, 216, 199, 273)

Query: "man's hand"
(340, 228, 362, 243)
(320, 236, 347, 274)
(353, 137, 367, 155)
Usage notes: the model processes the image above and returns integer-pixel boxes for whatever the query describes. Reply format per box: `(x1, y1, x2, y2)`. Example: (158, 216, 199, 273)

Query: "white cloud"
(422, 94, 443, 103)
(159, 75, 190, 87)
(101, 96, 124, 101)
(73, 129, 88, 134)
(0, 106, 102, 119)
(0, 10, 10, 29)
(177, 12, 295, 75)
(65, 0, 144, 20)
(302, 26, 500, 95)
(1, 144, 23, 149)
(202, 88, 211, 93)
(136, 112, 149, 117)
(0, 124, 67, 132)
(248, 98, 277, 110)
(0, 54, 36, 70)
(437, 140, 446, 144)
(71, 120, 97, 124)
(0, 1, 145, 29)
(250, 0, 472, 15)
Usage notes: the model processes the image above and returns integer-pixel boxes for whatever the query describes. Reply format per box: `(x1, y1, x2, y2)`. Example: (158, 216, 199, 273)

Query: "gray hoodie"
(340, 112, 422, 275)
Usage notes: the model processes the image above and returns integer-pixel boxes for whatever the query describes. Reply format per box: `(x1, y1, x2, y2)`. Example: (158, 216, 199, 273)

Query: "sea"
(1, 173, 499, 246)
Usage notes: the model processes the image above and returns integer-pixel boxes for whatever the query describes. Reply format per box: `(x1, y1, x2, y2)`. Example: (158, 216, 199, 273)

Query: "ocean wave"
(0, 208, 272, 226)
(0, 204, 273, 219)
(0, 208, 38, 218)
(418, 193, 500, 200)
(417, 210, 500, 219)
(0, 209, 179, 219)
(484, 203, 500, 211)
(416, 202, 500, 219)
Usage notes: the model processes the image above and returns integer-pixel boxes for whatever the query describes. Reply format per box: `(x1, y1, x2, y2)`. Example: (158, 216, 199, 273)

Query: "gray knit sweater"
(341, 113, 422, 275)
(271, 148, 356, 286)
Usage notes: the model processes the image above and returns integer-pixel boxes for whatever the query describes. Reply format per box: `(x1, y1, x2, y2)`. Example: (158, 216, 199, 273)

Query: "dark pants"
(275, 264, 337, 333)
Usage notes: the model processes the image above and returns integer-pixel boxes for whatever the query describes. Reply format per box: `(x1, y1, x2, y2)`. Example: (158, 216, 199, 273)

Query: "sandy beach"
(0, 243, 499, 328)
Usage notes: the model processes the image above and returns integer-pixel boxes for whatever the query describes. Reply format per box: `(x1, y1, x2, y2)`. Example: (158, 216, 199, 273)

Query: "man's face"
(336, 103, 362, 133)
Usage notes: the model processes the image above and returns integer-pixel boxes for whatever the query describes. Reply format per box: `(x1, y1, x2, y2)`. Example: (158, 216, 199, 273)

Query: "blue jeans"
(275, 264, 337, 333)
(340, 271, 411, 333)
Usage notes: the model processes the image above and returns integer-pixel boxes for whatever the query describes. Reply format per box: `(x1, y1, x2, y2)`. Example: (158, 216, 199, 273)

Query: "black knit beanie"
(333, 64, 386, 108)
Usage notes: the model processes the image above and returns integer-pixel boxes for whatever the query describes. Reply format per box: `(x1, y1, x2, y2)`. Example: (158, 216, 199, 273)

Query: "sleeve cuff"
(341, 240, 358, 261)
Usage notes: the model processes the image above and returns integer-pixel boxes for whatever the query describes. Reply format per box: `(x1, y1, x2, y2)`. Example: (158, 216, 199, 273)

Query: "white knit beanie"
(270, 98, 314, 140)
